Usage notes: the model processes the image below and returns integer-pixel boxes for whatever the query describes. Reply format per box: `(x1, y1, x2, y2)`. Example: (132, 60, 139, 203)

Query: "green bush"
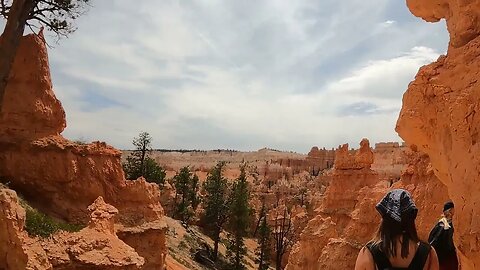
(22, 202, 83, 238)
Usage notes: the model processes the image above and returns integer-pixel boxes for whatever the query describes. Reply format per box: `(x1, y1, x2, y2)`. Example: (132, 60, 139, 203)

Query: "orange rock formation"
(286, 141, 450, 270)
(0, 188, 149, 269)
(41, 197, 145, 269)
(273, 147, 335, 176)
(0, 33, 168, 269)
(334, 138, 374, 170)
(0, 189, 52, 270)
(397, 1, 480, 268)
(286, 139, 379, 270)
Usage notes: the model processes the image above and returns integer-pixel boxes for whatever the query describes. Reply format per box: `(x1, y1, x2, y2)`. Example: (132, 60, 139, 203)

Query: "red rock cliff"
(286, 142, 450, 270)
(0, 33, 167, 269)
(286, 139, 380, 270)
(397, 1, 480, 268)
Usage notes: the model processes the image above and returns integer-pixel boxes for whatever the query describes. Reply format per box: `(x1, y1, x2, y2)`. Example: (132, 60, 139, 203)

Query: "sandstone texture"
(334, 138, 374, 170)
(286, 141, 450, 270)
(286, 140, 380, 270)
(41, 197, 145, 270)
(372, 142, 409, 183)
(397, 1, 480, 268)
(0, 33, 168, 269)
(0, 188, 52, 270)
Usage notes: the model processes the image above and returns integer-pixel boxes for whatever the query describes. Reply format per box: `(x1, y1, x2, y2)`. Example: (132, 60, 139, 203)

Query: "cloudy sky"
(10, 0, 450, 152)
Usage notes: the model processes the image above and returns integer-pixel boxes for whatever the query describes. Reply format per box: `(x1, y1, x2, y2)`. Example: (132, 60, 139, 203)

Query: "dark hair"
(371, 210, 419, 258)
(443, 201, 454, 212)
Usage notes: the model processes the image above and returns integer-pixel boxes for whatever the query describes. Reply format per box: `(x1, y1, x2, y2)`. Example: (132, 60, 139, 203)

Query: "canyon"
(1, 0, 480, 269)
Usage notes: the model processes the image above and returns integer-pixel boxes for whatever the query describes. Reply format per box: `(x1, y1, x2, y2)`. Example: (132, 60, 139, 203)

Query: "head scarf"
(376, 189, 418, 222)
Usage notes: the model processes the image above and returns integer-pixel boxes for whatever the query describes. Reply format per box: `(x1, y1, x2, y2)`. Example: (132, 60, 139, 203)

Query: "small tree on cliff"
(202, 161, 230, 261)
(189, 173, 200, 210)
(123, 132, 166, 185)
(226, 164, 251, 270)
(173, 166, 199, 226)
(255, 203, 271, 270)
(0, 0, 91, 112)
(272, 207, 296, 270)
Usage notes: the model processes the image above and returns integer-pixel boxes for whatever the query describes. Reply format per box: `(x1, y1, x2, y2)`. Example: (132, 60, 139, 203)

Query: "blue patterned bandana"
(376, 189, 418, 222)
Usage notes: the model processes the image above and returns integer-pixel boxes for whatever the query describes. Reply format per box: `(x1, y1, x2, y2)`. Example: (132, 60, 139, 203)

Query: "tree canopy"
(0, 0, 91, 37)
(123, 132, 166, 185)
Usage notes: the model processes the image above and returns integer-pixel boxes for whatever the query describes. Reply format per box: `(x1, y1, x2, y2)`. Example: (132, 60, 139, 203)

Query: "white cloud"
(23, 0, 450, 152)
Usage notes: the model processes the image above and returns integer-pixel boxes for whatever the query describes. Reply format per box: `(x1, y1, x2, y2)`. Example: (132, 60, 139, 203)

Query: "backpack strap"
(366, 242, 392, 269)
(409, 242, 431, 269)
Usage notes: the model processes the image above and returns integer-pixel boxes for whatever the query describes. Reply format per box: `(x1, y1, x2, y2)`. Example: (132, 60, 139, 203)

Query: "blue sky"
(2, 0, 449, 152)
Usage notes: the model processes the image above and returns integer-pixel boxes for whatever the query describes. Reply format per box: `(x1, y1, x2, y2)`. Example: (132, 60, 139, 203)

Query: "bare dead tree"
(272, 206, 298, 270)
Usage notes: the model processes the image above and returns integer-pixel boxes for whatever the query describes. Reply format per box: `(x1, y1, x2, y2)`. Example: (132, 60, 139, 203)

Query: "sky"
(3, 0, 449, 152)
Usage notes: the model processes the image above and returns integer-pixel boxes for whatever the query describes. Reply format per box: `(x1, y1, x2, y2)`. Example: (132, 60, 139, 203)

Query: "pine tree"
(202, 161, 230, 261)
(226, 164, 250, 270)
(173, 166, 195, 225)
(190, 173, 200, 211)
(123, 132, 166, 185)
(256, 203, 271, 270)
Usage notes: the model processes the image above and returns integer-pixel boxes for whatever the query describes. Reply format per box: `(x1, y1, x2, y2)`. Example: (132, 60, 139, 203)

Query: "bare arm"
(426, 247, 439, 270)
(355, 247, 375, 270)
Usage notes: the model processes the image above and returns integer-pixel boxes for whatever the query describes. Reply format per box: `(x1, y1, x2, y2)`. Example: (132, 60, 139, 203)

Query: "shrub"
(21, 201, 83, 238)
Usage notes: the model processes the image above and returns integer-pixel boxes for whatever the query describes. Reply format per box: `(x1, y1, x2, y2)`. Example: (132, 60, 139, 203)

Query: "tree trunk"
(258, 249, 264, 270)
(235, 239, 241, 268)
(0, 0, 35, 113)
(140, 144, 146, 175)
(213, 228, 220, 261)
(276, 252, 282, 270)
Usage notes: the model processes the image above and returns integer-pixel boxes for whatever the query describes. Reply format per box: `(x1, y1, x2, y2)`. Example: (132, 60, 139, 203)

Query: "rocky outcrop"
(0, 188, 148, 270)
(286, 142, 450, 270)
(334, 138, 374, 170)
(0, 188, 52, 270)
(0, 33, 167, 269)
(272, 147, 335, 176)
(0, 34, 65, 142)
(397, 1, 480, 268)
(393, 150, 450, 240)
(117, 220, 168, 270)
(372, 142, 409, 183)
(41, 197, 145, 269)
(286, 140, 380, 270)
(305, 146, 335, 173)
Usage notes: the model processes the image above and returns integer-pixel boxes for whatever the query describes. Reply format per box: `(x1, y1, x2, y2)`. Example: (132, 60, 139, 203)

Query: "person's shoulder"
(355, 246, 375, 270)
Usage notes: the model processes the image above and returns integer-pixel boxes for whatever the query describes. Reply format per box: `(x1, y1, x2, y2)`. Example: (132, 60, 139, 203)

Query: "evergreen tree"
(202, 161, 230, 261)
(123, 132, 166, 185)
(256, 203, 271, 270)
(173, 166, 195, 225)
(190, 173, 200, 211)
(226, 164, 250, 270)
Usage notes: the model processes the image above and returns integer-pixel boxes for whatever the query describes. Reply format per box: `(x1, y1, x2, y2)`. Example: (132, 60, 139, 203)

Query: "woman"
(428, 201, 458, 270)
(355, 189, 439, 270)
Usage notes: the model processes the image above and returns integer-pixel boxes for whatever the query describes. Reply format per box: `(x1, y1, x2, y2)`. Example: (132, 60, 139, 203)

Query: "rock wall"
(394, 149, 450, 241)
(372, 142, 409, 183)
(397, 1, 480, 268)
(0, 189, 52, 270)
(286, 139, 380, 270)
(0, 188, 149, 270)
(334, 138, 374, 170)
(272, 147, 335, 175)
(0, 33, 167, 269)
(41, 197, 145, 270)
(286, 141, 450, 270)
